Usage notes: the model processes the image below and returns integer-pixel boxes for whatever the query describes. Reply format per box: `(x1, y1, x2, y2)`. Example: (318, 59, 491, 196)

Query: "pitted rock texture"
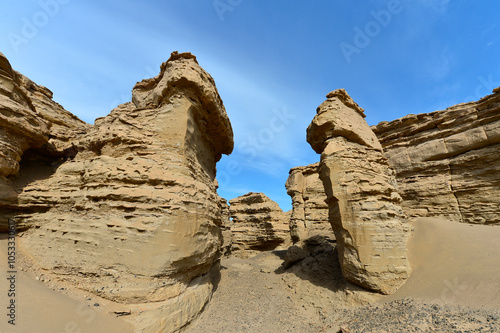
(373, 88, 500, 225)
(1, 52, 233, 333)
(228, 192, 291, 257)
(307, 89, 411, 295)
(285, 163, 333, 243)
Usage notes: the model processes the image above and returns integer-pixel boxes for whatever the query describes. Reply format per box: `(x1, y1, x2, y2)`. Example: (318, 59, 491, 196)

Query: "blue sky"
(1, 0, 499, 211)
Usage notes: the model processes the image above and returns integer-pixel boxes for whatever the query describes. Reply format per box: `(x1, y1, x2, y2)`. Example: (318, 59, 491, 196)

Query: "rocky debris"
(2, 51, 233, 333)
(186, 249, 500, 333)
(330, 298, 500, 333)
(306, 89, 411, 295)
(186, 252, 324, 333)
(280, 239, 383, 318)
(228, 192, 291, 257)
(373, 88, 500, 225)
(282, 235, 333, 269)
(286, 163, 333, 243)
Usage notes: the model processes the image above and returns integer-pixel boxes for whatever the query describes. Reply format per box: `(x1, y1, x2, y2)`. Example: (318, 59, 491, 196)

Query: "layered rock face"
(0, 52, 48, 213)
(0, 52, 89, 231)
(228, 192, 291, 257)
(16, 71, 90, 158)
(285, 163, 333, 243)
(373, 88, 500, 225)
(2, 52, 233, 332)
(307, 89, 411, 294)
(219, 197, 233, 255)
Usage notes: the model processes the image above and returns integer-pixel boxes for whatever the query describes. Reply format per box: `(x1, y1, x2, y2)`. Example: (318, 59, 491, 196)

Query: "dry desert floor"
(1, 218, 499, 333)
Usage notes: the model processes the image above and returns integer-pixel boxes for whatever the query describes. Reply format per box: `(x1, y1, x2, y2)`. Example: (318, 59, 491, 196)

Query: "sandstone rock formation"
(307, 89, 411, 294)
(0, 52, 89, 232)
(1, 52, 48, 213)
(1, 52, 233, 332)
(286, 163, 333, 243)
(0, 53, 48, 179)
(228, 192, 291, 257)
(373, 88, 500, 225)
(219, 197, 233, 256)
(282, 235, 333, 269)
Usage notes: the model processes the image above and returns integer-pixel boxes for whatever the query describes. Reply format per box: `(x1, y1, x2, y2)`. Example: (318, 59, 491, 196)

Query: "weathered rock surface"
(219, 197, 233, 256)
(282, 235, 333, 269)
(0, 52, 49, 210)
(373, 88, 500, 225)
(17, 71, 89, 158)
(228, 192, 291, 257)
(0, 52, 89, 231)
(1, 52, 233, 332)
(286, 163, 333, 243)
(307, 89, 411, 294)
(0, 53, 48, 175)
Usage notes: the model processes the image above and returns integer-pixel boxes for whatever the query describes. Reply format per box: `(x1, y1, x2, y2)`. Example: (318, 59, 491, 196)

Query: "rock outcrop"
(286, 163, 333, 243)
(0, 52, 89, 231)
(16, 71, 89, 158)
(373, 88, 500, 225)
(228, 192, 291, 257)
(1, 52, 233, 332)
(307, 89, 411, 294)
(0, 52, 48, 212)
(219, 197, 233, 256)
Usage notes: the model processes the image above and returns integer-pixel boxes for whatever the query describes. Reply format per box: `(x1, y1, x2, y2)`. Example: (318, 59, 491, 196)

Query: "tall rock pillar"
(307, 89, 410, 294)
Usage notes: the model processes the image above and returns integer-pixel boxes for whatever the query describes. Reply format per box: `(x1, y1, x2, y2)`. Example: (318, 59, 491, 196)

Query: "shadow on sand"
(272, 237, 366, 294)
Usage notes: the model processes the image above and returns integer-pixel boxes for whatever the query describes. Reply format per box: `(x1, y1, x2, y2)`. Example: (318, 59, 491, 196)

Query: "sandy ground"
(0, 218, 499, 332)
(385, 218, 500, 308)
(0, 234, 133, 333)
(186, 218, 500, 332)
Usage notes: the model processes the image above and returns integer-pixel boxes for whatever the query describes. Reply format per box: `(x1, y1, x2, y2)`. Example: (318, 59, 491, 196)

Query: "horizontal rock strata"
(1, 52, 233, 333)
(228, 192, 291, 257)
(285, 163, 333, 243)
(0, 52, 90, 231)
(373, 88, 500, 225)
(307, 89, 411, 294)
(0, 52, 49, 210)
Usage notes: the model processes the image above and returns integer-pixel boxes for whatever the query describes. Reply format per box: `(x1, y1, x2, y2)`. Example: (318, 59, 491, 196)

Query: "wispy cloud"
(482, 23, 497, 35)
(481, 23, 499, 48)
(416, 0, 451, 13)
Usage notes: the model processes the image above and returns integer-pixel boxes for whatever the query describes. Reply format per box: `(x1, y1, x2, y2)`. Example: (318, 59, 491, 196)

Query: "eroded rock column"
(6, 52, 233, 332)
(307, 89, 410, 294)
(286, 163, 333, 243)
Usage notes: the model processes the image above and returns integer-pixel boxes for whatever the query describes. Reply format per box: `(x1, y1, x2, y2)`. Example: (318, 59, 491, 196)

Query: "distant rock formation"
(0, 52, 233, 332)
(227, 192, 291, 257)
(285, 163, 333, 243)
(219, 197, 233, 256)
(307, 89, 411, 295)
(373, 88, 500, 225)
